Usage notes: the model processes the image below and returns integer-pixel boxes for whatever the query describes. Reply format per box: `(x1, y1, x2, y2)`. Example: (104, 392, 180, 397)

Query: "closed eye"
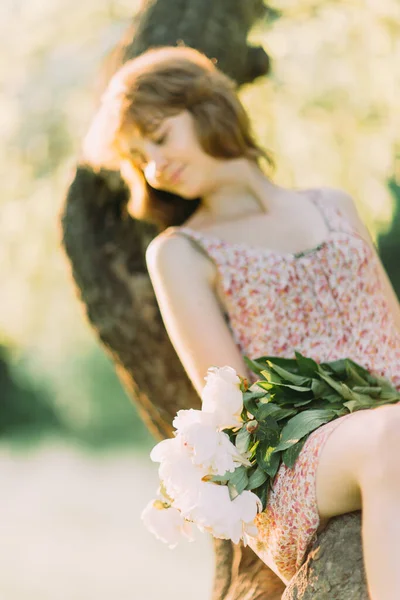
(153, 130, 168, 145)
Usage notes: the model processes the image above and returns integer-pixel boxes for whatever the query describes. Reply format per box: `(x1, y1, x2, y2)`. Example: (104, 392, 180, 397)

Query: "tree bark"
(61, 1, 369, 598)
(101, 0, 270, 90)
(282, 513, 368, 600)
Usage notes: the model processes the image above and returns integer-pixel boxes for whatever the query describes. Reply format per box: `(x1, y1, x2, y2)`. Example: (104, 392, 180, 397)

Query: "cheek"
(175, 130, 204, 161)
(179, 169, 210, 199)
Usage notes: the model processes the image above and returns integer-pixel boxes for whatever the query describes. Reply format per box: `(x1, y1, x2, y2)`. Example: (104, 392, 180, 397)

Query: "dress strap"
(310, 189, 358, 236)
(163, 226, 222, 268)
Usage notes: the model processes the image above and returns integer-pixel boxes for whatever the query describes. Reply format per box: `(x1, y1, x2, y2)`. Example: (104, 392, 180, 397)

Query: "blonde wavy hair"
(84, 46, 273, 228)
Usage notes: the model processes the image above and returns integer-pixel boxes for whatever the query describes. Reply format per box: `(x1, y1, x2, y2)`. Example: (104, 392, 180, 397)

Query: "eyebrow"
(145, 116, 168, 135)
(128, 146, 146, 158)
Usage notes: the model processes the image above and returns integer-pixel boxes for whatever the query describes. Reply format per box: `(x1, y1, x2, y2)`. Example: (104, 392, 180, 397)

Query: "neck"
(200, 159, 283, 222)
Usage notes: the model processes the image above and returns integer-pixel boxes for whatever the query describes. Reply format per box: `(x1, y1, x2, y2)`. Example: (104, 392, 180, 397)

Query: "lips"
(167, 165, 185, 184)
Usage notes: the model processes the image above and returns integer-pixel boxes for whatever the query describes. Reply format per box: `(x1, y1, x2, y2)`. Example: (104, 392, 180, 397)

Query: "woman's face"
(119, 111, 221, 199)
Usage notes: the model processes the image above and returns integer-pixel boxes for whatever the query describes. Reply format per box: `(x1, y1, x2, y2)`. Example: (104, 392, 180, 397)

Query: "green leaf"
(243, 390, 268, 417)
(246, 466, 268, 490)
(328, 406, 349, 417)
(260, 369, 284, 385)
(335, 380, 375, 407)
(257, 356, 300, 373)
(318, 370, 365, 402)
(255, 481, 270, 511)
(324, 392, 342, 403)
(256, 442, 281, 477)
(377, 390, 400, 402)
(255, 380, 275, 392)
(273, 409, 337, 452)
(344, 362, 370, 386)
(265, 449, 281, 478)
(228, 466, 249, 496)
(352, 386, 382, 396)
(311, 379, 333, 398)
(228, 482, 239, 501)
(369, 374, 398, 392)
(255, 418, 280, 446)
(243, 356, 269, 376)
(262, 380, 312, 393)
(345, 359, 382, 385)
(255, 402, 283, 421)
(282, 437, 307, 468)
(243, 398, 258, 416)
(293, 398, 314, 407)
(265, 361, 311, 386)
(243, 390, 267, 402)
(210, 473, 232, 484)
(295, 352, 320, 377)
(274, 408, 298, 421)
(343, 400, 358, 413)
(320, 359, 348, 378)
(235, 426, 251, 454)
(248, 438, 259, 457)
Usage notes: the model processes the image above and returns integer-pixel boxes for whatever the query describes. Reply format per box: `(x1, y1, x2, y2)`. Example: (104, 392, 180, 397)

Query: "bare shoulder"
(145, 231, 192, 270)
(145, 230, 214, 284)
(317, 186, 356, 211)
(317, 186, 367, 230)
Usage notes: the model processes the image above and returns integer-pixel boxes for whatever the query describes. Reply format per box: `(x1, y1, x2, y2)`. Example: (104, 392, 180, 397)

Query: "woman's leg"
(315, 404, 400, 600)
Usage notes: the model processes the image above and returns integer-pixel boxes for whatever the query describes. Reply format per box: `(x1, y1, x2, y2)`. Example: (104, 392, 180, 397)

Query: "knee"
(359, 404, 400, 487)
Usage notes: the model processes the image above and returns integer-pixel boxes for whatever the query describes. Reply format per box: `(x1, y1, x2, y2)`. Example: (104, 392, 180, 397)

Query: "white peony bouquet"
(142, 352, 400, 548)
(142, 366, 261, 548)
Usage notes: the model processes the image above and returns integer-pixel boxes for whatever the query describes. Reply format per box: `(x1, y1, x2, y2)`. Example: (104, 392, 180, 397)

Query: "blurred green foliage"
(378, 174, 400, 297)
(1, 0, 399, 445)
(2, 343, 153, 448)
(0, 345, 61, 436)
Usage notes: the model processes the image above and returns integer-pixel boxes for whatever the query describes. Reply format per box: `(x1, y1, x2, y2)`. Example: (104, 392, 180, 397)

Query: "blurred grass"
(0, 441, 213, 600)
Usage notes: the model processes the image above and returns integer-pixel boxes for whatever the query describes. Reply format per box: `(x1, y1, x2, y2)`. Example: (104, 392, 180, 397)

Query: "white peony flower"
(242, 521, 260, 543)
(201, 366, 244, 429)
(150, 436, 206, 512)
(233, 489, 262, 524)
(219, 489, 262, 544)
(183, 423, 243, 475)
(173, 408, 217, 432)
(148, 389, 261, 546)
(186, 482, 262, 544)
(141, 499, 195, 548)
(172, 409, 244, 475)
(187, 481, 232, 530)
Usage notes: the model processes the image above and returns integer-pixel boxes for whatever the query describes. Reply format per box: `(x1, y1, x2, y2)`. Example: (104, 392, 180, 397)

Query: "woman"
(85, 46, 400, 597)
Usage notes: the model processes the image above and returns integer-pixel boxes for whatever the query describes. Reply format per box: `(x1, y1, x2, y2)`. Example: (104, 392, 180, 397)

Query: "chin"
(151, 177, 200, 201)
(163, 179, 198, 200)
(178, 188, 200, 200)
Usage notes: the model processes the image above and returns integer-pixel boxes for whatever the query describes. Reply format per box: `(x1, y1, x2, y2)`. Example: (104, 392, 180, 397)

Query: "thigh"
(315, 409, 375, 520)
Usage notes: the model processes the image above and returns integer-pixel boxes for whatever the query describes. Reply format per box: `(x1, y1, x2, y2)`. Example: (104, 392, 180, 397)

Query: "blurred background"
(1, 0, 399, 598)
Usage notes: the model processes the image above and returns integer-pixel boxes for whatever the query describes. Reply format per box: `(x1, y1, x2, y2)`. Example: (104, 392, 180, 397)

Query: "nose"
(145, 144, 168, 179)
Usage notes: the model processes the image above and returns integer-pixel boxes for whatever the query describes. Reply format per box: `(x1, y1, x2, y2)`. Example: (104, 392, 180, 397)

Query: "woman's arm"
(145, 233, 250, 397)
(326, 187, 400, 334)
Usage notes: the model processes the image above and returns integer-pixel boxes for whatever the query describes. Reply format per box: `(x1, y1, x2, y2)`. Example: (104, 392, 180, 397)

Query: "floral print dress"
(166, 189, 400, 584)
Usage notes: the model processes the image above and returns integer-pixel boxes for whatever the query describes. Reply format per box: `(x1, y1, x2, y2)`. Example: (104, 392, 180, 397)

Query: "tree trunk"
(61, 1, 369, 598)
(102, 0, 270, 89)
(282, 513, 368, 600)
